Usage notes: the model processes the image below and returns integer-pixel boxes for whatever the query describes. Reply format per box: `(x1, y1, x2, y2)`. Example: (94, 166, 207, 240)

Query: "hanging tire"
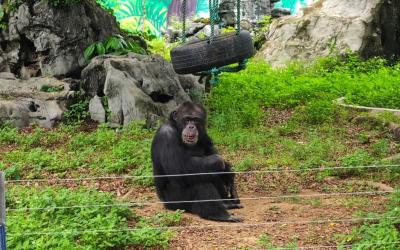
(170, 30, 255, 74)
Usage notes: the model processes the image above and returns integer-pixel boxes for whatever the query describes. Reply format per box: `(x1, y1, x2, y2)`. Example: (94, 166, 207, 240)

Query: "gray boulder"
(5, 0, 120, 77)
(81, 53, 191, 127)
(89, 96, 106, 123)
(258, 0, 400, 67)
(0, 77, 73, 128)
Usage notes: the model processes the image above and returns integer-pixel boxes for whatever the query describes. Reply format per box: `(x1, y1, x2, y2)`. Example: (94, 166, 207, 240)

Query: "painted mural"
(102, 0, 209, 36)
(275, 0, 315, 14)
(103, 0, 314, 37)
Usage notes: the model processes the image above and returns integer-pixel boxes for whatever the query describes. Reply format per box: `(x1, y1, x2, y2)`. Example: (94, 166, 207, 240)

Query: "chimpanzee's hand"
(210, 154, 225, 171)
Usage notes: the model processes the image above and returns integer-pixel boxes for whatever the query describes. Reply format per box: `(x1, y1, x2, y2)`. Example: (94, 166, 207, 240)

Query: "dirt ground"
(134, 189, 388, 249)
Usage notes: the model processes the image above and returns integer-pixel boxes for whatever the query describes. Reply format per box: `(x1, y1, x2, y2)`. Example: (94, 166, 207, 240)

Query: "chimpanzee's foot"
(224, 203, 244, 209)
(205, 214, 243, 222)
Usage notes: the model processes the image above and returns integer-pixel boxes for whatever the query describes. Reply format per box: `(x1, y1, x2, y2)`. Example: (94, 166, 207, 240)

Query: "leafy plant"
(147, 38, 176, 61)
(339, 191, 400, 249)
(63, 95, 90, 123)
(84, 34, 146, 61)
(7, 186, 174, 249)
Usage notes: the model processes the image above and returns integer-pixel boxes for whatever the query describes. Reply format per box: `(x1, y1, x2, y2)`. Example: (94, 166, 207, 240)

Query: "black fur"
(151, 102, 242, 222)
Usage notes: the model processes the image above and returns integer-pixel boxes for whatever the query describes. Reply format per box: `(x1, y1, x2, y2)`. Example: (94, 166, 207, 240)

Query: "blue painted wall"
(274, 0, 315, 14)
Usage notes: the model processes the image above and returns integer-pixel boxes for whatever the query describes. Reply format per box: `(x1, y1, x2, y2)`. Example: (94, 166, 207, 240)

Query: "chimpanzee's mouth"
(183, 135, 198, 144)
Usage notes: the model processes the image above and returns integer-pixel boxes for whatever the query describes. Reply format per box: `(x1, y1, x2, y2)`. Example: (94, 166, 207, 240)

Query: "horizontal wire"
(275, 241, 400, 250)
(7, 216, 395, 237)
(5, 164, 400, 184)
(7, 190, 394, 212)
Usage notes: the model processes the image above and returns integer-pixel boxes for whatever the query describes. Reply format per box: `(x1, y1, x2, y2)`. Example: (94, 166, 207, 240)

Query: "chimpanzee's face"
(181, 116, 200, 145)
(171, 102, 207, 146)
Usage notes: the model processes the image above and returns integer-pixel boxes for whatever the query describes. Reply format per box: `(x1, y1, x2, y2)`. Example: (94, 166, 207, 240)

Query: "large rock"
(0, 77, 74, 128)
(81, 53, 191, 127)
(4, 0, 120, 77)
(258, 0, 400, 67)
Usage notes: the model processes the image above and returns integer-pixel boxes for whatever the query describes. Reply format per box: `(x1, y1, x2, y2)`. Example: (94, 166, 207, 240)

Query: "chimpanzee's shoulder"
(157, 122, 177, 137)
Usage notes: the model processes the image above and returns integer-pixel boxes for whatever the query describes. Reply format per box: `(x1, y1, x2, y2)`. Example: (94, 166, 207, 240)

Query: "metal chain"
(209, 0, 219, 43)
(236, 0, 241, 33)
(209, 0, 214, 42)
(181, 0, 187, 42)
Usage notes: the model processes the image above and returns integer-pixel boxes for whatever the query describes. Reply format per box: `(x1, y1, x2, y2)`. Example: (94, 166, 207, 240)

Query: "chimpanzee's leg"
(189, 182, 242, 222)
(219, 162, 242, 209)
(161, 181, 192, 212)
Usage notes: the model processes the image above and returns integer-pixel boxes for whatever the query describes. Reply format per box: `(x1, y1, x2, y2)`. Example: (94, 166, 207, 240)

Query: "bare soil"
(132, 187, 388, 249)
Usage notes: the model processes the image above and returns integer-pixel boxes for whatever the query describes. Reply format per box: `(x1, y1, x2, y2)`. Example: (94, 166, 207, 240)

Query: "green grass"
(0, 123, 154, 185)
(208, 55, 400, 130)
(7, 186, 181, 249)
(339, 191, 400, 249)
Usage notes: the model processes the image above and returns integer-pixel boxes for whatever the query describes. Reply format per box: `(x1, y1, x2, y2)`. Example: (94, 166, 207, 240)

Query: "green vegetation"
(339, 191, 400, 249)
(208, 55, 400, 130)
(84, 34, 147, 61)
(0, 123, 154, 185)
(254, 15, 272, 49)
(147, 38, 177, 61)
(257, 233, 300, 249)
(7, 186, 180, 249)
(40, 84, 65, 93)
(63, 96, 90, 123)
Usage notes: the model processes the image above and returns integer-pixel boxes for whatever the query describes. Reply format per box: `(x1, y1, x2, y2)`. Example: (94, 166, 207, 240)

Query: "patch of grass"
(208, 56, 400, 131)
(7, 186, 177, 249)
(235, 157, 256, 172)
(371, 139, 391, 158)
(339, 191, 400, 249)
(337, 197, 370, 209)
(0, 123, 154, 182)
(257, 233, 273, 249)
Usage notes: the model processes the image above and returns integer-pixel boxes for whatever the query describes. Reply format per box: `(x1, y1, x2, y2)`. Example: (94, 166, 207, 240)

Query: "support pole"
(0, 172, 6, 250)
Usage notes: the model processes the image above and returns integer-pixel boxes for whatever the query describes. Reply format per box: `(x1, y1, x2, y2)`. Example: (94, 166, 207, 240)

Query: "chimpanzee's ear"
(169, 110, 178, 121)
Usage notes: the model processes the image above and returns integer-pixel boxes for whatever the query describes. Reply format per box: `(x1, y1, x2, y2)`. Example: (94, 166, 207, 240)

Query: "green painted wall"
(103, 0, 314, 37)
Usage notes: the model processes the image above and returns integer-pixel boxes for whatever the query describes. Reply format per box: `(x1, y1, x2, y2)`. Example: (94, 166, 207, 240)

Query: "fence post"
(0, 171, 6, 250)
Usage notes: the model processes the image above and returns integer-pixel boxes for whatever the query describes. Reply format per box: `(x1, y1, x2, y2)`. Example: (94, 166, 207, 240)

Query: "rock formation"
(81, 53, 192, 127)
(258, 0, 400, 67)
(0, 76, 74, 128)
(1, 0, 120, 78)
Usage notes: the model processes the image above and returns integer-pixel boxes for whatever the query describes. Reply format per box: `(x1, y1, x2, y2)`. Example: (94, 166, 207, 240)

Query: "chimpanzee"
(151, 102, 243, 222)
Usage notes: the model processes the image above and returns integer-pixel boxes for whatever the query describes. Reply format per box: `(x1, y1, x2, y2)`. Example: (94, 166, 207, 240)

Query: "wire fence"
(5, 164, 400, 184)
(6, 190, 394, 212)
(2, 164, 399, 248)
(6, 216, 397, 237)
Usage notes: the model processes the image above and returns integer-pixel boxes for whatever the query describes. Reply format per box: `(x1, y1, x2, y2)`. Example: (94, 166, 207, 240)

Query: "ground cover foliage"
(7, 187, 181, 249)
(0, 55, 399, 248)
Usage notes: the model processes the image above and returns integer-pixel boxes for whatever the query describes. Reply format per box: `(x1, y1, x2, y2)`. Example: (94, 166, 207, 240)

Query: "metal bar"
(0, 171, 6, 250)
